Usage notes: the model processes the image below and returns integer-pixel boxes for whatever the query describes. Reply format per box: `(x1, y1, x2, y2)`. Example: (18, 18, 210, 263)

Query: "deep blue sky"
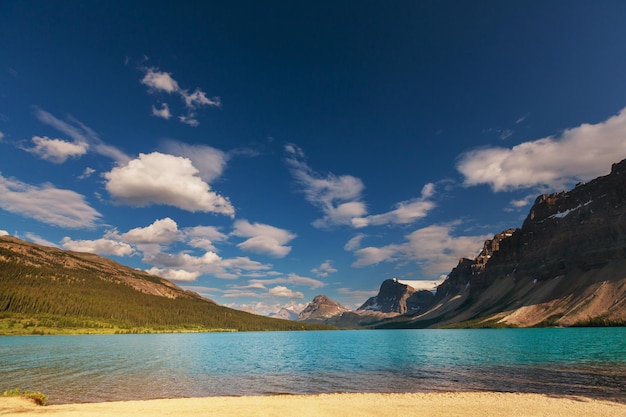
(2, 1, 626, 314)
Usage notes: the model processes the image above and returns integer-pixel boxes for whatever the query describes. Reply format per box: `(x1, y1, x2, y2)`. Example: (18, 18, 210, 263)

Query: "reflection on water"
(1, 328, 625, 404)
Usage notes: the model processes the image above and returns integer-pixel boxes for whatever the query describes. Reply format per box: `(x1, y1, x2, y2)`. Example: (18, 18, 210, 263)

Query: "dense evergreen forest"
(0, 238, 332, 334)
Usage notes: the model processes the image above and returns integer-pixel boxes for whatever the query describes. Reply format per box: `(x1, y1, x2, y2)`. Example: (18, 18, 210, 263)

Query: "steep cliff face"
(402, 159, 626, 328)
(297, 295, 350, 321)
(358, 278, 434, 315)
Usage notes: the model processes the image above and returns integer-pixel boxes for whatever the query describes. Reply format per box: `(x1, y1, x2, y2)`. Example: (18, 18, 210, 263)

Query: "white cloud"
(144, 249, 271, 280)
(78, 167, 96, 179)
(269, 285, 304, 299)
(141, 68, 180, 93)
(0, 174, 101, 228)
(140, 67, 220, 126)
(352, 222, 491, 278)
(285, 143, 367, 228)
(248, 273, 326, 290)
(161, 140, 228, 183)
(183, 225, 227, 251)
(35, 108, 130, 164)
(232, 219, 296, 258)
(151, 103, 171, 120)
(344, 234, 366, 251)
(0, 131, 4, 141)
(311, 260, 337, 277)
(178, 116, 199, 127)
(458, 107, 626, 191)
(509, 194, 537, 209)
(27, 136, 89, 163)
(352, 183, 436, 228)
(61, 236, 134, 256)
(183, 88, 221, 108)
(145, 267, 201, 282)
(104, 152, 234, 215)
(120, 217, 180, 244)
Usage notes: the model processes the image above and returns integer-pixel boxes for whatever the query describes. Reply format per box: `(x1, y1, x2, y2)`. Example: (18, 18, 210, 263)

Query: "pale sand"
(2, 393, 626, 417)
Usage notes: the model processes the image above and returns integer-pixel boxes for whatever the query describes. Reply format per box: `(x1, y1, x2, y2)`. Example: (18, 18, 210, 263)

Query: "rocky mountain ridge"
(297, 159, 626, 328)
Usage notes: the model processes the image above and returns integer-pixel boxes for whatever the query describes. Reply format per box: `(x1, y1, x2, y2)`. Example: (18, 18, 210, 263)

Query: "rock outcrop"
(358, 278, 434, 315)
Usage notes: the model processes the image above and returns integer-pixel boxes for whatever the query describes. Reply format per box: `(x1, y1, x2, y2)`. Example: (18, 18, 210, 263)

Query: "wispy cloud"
(311, 260, 337, 277)
(151, 103, 171, 120)
(247, 273, 326, 290)
(61, 236, 135, 256)
(35, 108, 130, 164)
(26, 136, 89, 163)
(140, 67, 220, 127)
(0, 174, 101, 229)
(458, 107, 626, 191)
(352, 183, 436, 228)
(286, 144, 437, 229)
(344, 234, 366, 251)
(25, 233, 58, 248)
(78, 167, 96, 179)
(104, 152, 234, 215)
(351, 222, 491, 278)
(285, 143, 367, 228)
(515, 113, 529, 124)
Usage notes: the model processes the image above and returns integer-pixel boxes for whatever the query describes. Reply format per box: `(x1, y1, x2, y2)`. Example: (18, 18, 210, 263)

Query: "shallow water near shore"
(1, 328, 625, 404)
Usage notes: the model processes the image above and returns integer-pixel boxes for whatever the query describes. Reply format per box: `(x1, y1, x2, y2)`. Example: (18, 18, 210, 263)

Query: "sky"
(2, 1, 626, 315)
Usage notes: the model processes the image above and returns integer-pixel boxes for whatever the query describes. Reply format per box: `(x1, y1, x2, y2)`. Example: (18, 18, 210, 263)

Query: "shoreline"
(2, 392, 626, 417)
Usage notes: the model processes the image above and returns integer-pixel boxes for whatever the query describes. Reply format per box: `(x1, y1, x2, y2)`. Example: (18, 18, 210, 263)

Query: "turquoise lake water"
(1, 328, 625, 404)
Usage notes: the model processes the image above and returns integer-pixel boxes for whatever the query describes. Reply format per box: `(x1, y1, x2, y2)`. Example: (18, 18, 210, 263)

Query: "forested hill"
(0, 236, 331, 334)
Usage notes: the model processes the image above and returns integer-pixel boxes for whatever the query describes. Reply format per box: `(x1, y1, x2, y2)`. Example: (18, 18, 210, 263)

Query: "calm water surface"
(1, 328, 625, 404)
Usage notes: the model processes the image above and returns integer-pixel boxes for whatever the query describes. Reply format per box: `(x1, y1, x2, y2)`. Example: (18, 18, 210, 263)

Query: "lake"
(1, 328, 625, 404)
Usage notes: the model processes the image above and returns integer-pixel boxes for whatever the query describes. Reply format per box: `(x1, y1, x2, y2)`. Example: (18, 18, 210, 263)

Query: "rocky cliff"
(358, 278, 434, 315)
(396, 158, 626, 328)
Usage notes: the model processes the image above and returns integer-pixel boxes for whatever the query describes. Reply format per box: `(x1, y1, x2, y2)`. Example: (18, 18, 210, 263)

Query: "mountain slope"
(0, 236, 332, 333)
(383, 159, 626, 328)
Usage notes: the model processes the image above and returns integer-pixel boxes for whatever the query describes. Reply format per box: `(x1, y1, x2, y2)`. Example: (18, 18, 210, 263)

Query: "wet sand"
(2, 392, 625, 417)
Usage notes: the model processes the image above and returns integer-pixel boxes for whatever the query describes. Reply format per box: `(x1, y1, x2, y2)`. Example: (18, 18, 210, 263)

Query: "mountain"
(379, 159, 626, 328)
(0, 236, 332, 334)
(269, 308, 299, 321)
(358, 278, 434, 315)
(297, 295, 350, 321)
(296, 294, 392, 329)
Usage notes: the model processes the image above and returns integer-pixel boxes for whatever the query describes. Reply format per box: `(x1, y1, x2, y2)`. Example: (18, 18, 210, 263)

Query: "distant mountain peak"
(297, 294, 350, 321)
(358, 278, 434, 315)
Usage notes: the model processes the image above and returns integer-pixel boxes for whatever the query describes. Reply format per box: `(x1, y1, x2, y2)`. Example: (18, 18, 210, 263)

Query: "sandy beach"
(1, 392, 625, 417)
